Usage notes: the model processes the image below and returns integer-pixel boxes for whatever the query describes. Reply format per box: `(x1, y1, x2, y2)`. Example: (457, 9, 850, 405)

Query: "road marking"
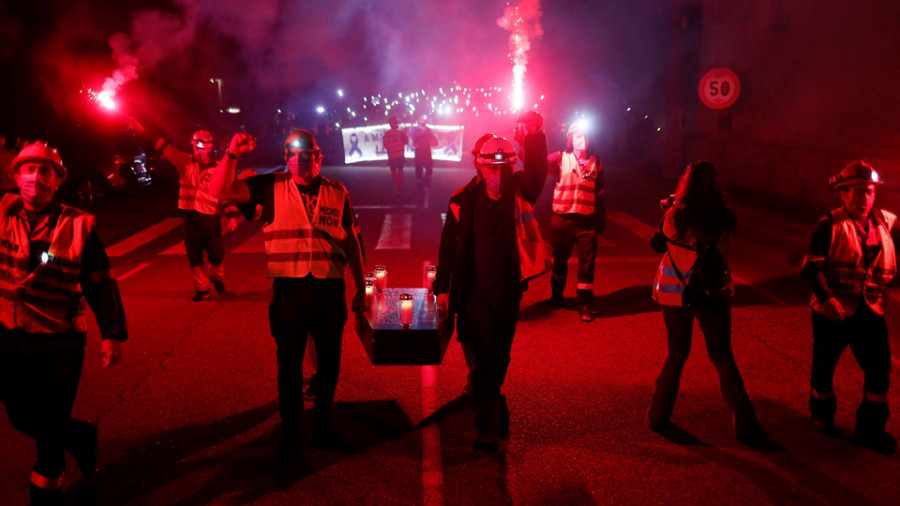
(607, 211, 656, 241)
(117, 262, 151, 281)
(375, 214, 412, 250)
(159, 241, 184, 256)
(106, 217, 182, 257)
(232, 231, 266, 253)
(422, 365, 443, 506)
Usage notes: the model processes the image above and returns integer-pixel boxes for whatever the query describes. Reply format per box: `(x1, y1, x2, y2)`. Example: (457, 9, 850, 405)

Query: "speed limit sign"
(699, 68, 741, 110)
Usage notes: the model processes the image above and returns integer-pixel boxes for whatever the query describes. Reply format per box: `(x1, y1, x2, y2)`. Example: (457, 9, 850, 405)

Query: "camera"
(659, 194, 675, 211)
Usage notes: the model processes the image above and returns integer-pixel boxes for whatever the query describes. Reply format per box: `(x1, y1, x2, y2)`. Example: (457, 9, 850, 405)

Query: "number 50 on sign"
(699, 68, 741, 110)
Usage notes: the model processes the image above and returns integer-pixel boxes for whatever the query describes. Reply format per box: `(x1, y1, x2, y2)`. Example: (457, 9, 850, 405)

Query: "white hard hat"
(11, 141, 66, 181)
(477, 135, 518, 166)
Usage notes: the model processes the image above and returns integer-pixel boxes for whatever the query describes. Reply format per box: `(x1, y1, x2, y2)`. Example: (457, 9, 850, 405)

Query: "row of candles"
(364, 264, 437, 327)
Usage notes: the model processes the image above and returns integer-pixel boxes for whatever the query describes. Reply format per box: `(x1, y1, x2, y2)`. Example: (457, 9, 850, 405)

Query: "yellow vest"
(263, 174, 349, 279)
(0, 194, 94, 334)
(552, 153, 601, 215)
(810, 207, 897, 317)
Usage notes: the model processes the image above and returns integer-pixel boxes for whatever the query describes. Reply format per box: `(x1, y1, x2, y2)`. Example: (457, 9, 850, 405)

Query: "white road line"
(607, 211, 656, 241)
(422, 365, 443, 506)
(375, 213, 412, 250)
(159, 241, 184, 256)
(232, 231, 266, 253)
(117, 262, 150, 281)
(106, 217, 182, 257)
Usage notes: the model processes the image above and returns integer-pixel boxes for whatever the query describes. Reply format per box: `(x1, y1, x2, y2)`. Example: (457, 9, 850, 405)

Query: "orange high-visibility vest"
(178, 162, 220, 214)
(0, 194, 95, 334)
(808, 207, 897, 317)
(552, 153, 602, 215)
(263, 173, 349, 279)
(448, 189, 551, 282)
(651, 214, 701, 307)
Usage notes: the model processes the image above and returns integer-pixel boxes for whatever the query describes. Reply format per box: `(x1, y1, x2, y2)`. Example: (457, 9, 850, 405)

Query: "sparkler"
(497, 0, 543, 112)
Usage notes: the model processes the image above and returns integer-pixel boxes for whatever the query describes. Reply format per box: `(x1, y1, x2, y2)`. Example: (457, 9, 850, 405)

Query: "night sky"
(1, 0, 671, 146)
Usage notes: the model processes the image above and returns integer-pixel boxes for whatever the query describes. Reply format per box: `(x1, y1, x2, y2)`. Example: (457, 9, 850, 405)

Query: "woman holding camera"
(647, 161, 765, 441)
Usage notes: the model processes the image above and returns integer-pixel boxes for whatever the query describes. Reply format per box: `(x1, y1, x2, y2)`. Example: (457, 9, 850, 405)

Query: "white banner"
(341, 123, 464, 164)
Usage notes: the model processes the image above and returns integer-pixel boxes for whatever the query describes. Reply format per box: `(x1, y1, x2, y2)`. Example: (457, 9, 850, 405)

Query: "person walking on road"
(434, 128, 549, 453)
(802, 160, 899, 454)
(1, 142, 128, 505)
(383, 116, 409, 196)
(210, 129, 365, 455)
(128, 117, 237, 301)
(545, 118, 604, 322)
(411, 117, 438, 190)
(648, 160, 765, 441)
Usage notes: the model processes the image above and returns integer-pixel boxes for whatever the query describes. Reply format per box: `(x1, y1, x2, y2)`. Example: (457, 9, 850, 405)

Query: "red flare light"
(83, 87, 118, 111)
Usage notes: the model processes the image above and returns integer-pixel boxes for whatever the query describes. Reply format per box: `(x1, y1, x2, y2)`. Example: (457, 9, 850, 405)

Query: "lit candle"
(374, 265, 387, 292)
(424, 265, 437, 291)
(364, 279, 375, 309)
(400, 293, 413, 327)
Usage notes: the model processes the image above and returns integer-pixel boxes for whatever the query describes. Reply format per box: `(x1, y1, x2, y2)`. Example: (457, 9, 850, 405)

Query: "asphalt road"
(2, 161, 900, 505)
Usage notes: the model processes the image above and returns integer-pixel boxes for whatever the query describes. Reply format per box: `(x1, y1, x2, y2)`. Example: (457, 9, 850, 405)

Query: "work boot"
(854, 400, 897, 454)
(809, 395, 837, 435)
(577, 289, 595, 322)
(192, 290, 210, 302)
(211, 278, 225, 295)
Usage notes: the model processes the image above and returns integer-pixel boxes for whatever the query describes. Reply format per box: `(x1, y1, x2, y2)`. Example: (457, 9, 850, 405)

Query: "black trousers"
(0, 329, 93, 480)
(551, 213, 598, 300)
(183, 210, 224, 268)
(811, 304, 891, 396)
(414, 155, 433, 183)
(268, 277, 347, 434)
(648, 304, 759, 434)
(457, 291, 521, 435)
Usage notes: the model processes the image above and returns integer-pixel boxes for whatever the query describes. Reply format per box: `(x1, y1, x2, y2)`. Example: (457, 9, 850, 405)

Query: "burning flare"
(497, 0, 543, 112)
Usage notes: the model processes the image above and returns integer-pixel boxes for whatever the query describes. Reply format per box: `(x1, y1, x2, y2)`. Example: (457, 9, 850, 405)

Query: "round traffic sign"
(698, 68, 741, 110)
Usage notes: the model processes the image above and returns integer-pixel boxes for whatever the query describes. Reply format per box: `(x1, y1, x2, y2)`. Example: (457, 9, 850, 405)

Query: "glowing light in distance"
(337, 89, 344, 97)
(227, 107, 241, 114)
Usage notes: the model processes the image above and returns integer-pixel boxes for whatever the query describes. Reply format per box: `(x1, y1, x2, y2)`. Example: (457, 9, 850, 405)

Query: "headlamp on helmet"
(477, 135, 518, 166)
(829, 160, 882, 191)
(191, 130, 214, 150)
(284, 129, 320, 162)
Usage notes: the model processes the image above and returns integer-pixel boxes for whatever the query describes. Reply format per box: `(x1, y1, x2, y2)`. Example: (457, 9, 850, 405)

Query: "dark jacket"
(433, 133, 547, 315)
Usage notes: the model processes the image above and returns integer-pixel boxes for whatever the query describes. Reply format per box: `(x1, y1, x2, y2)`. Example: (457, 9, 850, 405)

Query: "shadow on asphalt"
(643, 396, 877, 505)
(93, 399, 417, 505)
(732, 274, 812, 308)
(416, 395, 515, 506)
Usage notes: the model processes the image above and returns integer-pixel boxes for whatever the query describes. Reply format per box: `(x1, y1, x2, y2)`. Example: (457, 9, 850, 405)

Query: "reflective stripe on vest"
(0, 193, 93, 334)
(383, 129, 406, 159)
(552, 153, 600, 215)
(264, 174, 349, 278)
(178, 162, 220, 214)
(651, 214, 700, 307)
(810, 207, 897, 317)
